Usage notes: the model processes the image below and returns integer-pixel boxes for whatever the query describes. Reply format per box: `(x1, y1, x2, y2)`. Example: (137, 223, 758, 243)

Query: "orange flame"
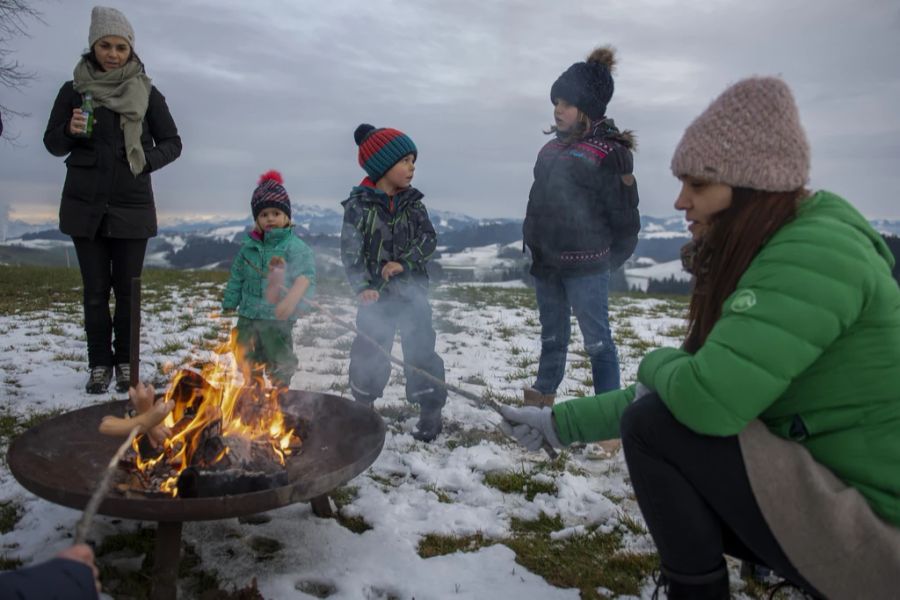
(134, 333, 298, 496)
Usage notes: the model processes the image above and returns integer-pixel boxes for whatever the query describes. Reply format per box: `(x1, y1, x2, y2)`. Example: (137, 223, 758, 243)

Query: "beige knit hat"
(89, 6, 135, 49)
(671, 77, 809, 192)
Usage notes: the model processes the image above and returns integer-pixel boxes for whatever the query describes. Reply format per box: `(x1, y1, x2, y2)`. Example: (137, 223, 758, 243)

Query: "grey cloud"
(1, 0, 899, 225)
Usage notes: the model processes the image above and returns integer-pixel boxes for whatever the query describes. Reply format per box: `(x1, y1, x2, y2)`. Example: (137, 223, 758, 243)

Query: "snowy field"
(0, 271, 787, 599)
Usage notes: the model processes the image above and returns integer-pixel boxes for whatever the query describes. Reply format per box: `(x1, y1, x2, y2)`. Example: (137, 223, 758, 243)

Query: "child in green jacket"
(222, 170, 316, 388)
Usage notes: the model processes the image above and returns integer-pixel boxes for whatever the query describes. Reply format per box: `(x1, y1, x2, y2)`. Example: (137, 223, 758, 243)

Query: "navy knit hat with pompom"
(550, 46, 617, 120)
(251, 170, 291, 220)
(354, 124, 417, 183)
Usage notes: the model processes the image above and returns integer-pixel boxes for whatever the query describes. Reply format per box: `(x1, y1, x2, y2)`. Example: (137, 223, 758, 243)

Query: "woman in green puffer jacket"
(500, 77, 900, 599)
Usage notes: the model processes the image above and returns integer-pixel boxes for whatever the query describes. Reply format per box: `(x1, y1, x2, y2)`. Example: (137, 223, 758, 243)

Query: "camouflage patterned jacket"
(340, 181, 437, 294)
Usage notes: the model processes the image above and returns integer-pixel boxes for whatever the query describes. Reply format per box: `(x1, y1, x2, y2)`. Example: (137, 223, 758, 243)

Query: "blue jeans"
(533, 271, 620, 395)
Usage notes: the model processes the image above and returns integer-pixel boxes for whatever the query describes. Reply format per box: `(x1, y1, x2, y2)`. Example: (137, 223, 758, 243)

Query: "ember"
(122, 339, 303, 497)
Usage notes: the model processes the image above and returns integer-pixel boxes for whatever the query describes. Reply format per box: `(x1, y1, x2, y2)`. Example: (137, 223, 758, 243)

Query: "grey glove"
(498, 404, 564, 451)
(634, 382, 654, 401)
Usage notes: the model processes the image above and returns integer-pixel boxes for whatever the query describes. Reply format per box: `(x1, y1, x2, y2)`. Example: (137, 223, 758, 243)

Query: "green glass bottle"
(80, 92, 94, 138)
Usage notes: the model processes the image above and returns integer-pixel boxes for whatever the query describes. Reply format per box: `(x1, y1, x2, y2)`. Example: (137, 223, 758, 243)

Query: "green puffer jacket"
(222, 227, 316, 321)
(553, 191, 900, 525)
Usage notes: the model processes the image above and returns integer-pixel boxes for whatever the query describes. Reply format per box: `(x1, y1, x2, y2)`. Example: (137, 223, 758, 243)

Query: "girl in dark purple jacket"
(522, 45, 640, 407)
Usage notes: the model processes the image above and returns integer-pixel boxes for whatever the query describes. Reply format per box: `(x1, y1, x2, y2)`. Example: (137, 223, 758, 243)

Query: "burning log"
(114, 362, 304, 498)
(177, 467, 288, 498)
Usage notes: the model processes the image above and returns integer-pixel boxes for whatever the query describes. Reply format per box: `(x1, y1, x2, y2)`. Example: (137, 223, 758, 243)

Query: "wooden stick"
(74, 427, 139, 545)
(241, 256, 559, 458)
(130, 277, 141, 388)
(305, 297, 559, 460)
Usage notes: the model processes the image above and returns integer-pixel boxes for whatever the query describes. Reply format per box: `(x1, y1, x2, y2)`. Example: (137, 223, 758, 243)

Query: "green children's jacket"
(222, 226, 316, 320)
(553, 191, 900, 526)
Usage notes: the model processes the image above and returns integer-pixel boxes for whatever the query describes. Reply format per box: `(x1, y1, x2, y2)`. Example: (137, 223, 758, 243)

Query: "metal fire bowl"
(7, 390, 386, 522)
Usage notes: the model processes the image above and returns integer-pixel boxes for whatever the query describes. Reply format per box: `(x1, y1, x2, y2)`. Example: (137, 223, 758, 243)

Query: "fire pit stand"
(7, 390, 386, 600)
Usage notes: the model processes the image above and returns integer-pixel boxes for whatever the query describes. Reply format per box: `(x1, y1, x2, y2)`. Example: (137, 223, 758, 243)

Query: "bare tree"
(1, 0, 44, 138)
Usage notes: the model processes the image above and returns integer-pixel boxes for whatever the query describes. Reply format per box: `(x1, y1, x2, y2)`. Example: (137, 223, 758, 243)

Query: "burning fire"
(132, 334, 301, 497)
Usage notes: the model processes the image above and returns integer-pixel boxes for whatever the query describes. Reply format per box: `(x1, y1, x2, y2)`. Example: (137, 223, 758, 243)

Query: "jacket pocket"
(65, 150, 97, 167)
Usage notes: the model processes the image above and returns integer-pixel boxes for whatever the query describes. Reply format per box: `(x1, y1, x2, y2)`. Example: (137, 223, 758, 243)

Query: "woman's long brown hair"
(684, 187, 806, 353)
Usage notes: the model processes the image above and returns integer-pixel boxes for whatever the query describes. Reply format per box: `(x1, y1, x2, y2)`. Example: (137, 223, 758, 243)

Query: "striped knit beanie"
(671, 77, 810, 192)
(354, 124, 417, 183)
(251, 170, 291, 220)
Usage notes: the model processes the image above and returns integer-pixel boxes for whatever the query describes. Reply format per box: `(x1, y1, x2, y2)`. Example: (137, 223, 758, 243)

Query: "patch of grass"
(328, 486, 358, 511)
(444, 425, 508, 450)
(496, 324, 515, 340)
(506, 515, 658, 599)
(0, 556, 24, 570)
(417, 514, 656, 597)
(423, 484, 454, 504)
(0, 501, 23, 533)
(156, 339, 187, 355)
(377, 403, 417, 422)
(483, 469, 558, 501)
(617, 510, 647, 535)
(461, 373, 487, 387)
(417, 532, 493, 558)
(336, 512, 372, 534)
(504, 368, 532, 383)
(52, 350, 83, 362)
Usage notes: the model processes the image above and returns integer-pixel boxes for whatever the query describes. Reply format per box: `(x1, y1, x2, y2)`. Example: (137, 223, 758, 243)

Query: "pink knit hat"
(671, 77, 810, 192)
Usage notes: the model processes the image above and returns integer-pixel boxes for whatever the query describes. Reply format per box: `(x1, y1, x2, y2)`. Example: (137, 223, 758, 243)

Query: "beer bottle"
(80, 92, 95, 138)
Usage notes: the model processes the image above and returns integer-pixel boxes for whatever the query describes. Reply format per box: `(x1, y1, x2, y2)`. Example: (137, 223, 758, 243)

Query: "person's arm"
(552, 385, 637, 443)
(275, 239, 316, 319)
(396, 201, 437, 274)
(0, 545, 100, 599)
(44, 82, 80, 157)
(598, 147, 640, 270)
(142, 86, 182, 174)
(222, 249, 245, 311)
(340, 202, 375, 293)
(638, 221, 870, 436)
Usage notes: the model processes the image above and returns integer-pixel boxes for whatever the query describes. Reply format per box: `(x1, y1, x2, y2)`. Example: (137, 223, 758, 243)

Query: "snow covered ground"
(0, 280, 783, 599)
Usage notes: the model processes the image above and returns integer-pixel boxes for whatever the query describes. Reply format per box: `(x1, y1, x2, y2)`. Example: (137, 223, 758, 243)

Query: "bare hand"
(68, 108, 87, 135)
(381, 261, 404, 281)
(57, 543, 101, 593)
(358, 289, 380, 305)
(274, 297, 298, 320)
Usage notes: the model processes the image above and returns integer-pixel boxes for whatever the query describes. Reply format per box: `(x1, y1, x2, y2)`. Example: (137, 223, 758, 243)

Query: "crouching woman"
(500, 76, 900, 599)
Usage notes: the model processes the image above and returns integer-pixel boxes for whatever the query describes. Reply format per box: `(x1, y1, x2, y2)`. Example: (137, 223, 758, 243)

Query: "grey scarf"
(73, 58, 152, 176)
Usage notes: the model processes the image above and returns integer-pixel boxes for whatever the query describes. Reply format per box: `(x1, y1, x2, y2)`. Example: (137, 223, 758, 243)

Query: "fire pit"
(7, 390, 385, 599)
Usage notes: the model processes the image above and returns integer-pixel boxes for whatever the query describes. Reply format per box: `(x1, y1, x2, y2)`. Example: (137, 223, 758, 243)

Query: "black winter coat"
(0, 557, 98, 599)
(43, 81, 182, 239)
(523, 120, 640, 276)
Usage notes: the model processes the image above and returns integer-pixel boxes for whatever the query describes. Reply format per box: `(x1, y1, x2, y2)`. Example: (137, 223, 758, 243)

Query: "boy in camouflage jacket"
(340, 124, 446, 442)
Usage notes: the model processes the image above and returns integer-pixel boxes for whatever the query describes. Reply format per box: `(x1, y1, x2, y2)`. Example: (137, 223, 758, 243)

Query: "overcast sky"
(1, 0, 899, 225)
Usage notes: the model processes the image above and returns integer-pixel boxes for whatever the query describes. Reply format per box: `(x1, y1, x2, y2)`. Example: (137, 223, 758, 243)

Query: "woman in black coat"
(44, 7, 181, 394)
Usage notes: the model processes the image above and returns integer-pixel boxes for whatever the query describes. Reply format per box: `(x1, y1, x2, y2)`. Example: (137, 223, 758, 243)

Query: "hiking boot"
(412, 410, 443, 442)
(523, 387, 555, 408)
(115, 363, 131, 393)
(85, 366, 113, 394)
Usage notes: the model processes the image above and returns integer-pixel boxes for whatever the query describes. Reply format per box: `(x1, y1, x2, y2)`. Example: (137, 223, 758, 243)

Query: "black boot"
(85, 366, 113, 394)
(412, 407, 442, 442)
(654, 563, 730, 600)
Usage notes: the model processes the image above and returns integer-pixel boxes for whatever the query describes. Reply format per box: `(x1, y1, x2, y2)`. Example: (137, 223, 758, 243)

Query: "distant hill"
(5, 212, 900, 292)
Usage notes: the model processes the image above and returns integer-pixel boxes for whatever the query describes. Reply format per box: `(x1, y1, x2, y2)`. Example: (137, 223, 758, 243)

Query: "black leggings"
(72, 236, 147, 368)
(620, 393, 821, 595)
